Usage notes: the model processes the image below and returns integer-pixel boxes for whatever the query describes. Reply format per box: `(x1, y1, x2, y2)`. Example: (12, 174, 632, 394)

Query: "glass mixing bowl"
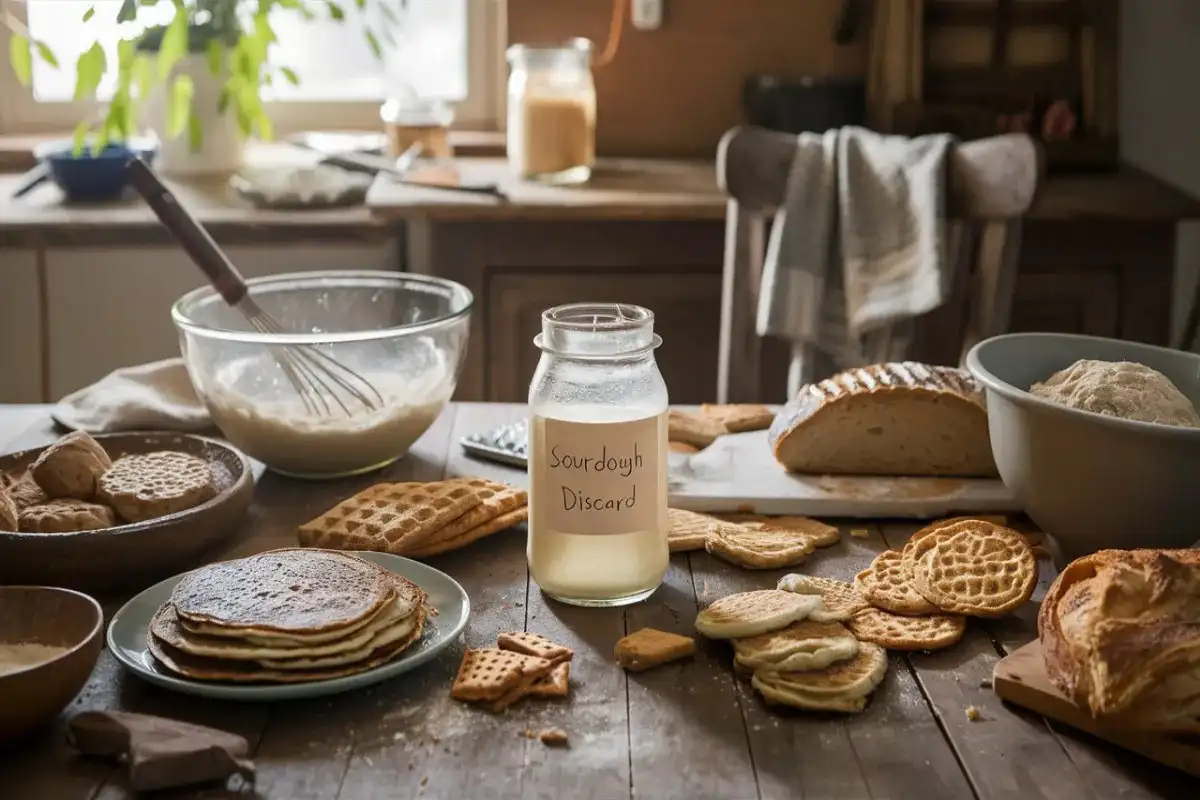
(172, 271, 472, 479)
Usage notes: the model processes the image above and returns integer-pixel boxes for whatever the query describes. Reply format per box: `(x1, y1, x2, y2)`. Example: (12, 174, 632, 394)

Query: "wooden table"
(0, 403, 1192, 800)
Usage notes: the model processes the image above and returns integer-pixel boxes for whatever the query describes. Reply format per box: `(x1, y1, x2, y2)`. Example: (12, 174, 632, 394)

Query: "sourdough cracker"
(903, 519, 1036, 617)
(705, 524, 816, 570)
(846, 608, 965, 651)
(615, 628, 696, 671)
(98, 451, 217, 523)
(776, 574, 871, 621)
(406, 507, 528, 558)
(666, 508, 723, 553)
(695, 590, 821, 639)
(451, 647, 553, 704)
(526, 662, 571, 698)
(667, 409, 726, 448)
(854, 550, 939, 615)
(497, 631, 573, 665)
(699, 403, 775, 433)
(298, 481, 484, 554)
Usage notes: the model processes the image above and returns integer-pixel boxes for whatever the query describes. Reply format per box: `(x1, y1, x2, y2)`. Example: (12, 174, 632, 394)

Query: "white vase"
(143, 54, 244, 178)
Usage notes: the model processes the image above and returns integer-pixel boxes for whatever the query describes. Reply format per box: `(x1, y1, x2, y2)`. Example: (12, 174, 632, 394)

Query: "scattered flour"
(0, 642, 69, 676)
(1030, 359, 1200, 428)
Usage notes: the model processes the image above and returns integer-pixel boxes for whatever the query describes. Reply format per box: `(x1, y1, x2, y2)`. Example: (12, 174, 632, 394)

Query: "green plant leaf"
(166, 73, 194, 138)
(364, 29, 382, 60)
(9, 35, 32, 86)
(117, 0, 138, 23)
(72, 43, 107, 101)
(279, 66, 299, 85)
(82, 6, 96, 23)
(206, 39, 223, 77)
(157, 9, 188, 80)
(133, 53, 154, 98)
(354, 0, 365, 8)
(326, 1, 345, 21)
(380, 3, 399, 25)
(217, 86, 230, 115)
(187, 112, 203, 153)
(71, 119, 92, 157)
(34, 41, 59, 69)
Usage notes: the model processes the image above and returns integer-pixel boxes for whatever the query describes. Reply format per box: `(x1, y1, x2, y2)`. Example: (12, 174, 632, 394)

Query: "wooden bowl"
(0, 586, 103, 748)
(0, 432, 254, 593)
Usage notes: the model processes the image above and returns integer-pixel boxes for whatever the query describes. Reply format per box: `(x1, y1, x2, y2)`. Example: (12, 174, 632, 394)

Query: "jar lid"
(507, 38, 593, 65)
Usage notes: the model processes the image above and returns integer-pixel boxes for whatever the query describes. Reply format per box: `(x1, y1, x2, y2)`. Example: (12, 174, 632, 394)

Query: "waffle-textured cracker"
(18, 499, 116, 533)
(497, 631, 573, 665)
(450, 647, 553, 703)
(846, 607, 965, 651)
(98, 451, 218, 523)
(397, 478, 527, 553)
(903, 519, 1036, 617)
(854, 550, 940, 615)
(297, 481, 484, 554)
(405, 507, 528, 558)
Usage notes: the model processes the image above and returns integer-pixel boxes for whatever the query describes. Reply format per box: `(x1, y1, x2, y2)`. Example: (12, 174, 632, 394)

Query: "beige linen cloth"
(53, 358, 212, 433)
(756, 126, 956, 396)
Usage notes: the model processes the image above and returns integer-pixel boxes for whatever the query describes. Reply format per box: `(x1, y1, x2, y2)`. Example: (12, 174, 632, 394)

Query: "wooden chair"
(714, 126, 1041, 403)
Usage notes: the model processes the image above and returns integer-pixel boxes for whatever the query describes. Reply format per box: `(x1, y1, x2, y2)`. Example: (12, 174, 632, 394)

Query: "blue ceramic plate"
(107, 551, 469, 701)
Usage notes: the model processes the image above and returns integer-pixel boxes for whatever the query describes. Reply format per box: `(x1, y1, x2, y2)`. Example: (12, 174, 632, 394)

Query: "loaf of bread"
(1038, 548, 1200, 732)
(767, 362, 998, 477)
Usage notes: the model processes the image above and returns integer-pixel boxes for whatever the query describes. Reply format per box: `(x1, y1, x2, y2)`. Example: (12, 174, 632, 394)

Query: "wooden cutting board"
(668, 430, 1021, 518)
(992, 640, 1200, 778)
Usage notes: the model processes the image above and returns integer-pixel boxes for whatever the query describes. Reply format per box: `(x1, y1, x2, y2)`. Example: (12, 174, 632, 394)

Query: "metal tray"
(459, 419, 528, 469)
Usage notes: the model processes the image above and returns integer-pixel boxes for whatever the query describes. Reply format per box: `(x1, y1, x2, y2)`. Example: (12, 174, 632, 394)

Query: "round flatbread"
(846, 608, 965, 651)
(903, 520, 1036, 617)
(695, 590, 821, 639)
(854, 550, 940, 615)
(733, 619, 859, 672)
(776, 574, 871, 621)
(171, 549, 397, 637)
(30, 431, 112, 500)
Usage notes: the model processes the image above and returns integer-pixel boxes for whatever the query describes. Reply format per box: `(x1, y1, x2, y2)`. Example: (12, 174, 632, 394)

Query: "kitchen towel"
(52, 358, 212, 433)
(756, 126, 955, 394)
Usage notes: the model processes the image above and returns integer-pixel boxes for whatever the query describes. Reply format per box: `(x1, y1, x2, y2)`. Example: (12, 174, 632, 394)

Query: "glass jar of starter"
(506, 38, 597, 185)
(527, 303, 669, 607)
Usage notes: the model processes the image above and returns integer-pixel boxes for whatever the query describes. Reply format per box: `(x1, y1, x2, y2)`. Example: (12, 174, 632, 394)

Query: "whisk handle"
(125, 158, 248, 307)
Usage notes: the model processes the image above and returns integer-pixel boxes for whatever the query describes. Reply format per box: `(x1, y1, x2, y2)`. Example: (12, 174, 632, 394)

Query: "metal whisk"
(125, 158, 384, 417)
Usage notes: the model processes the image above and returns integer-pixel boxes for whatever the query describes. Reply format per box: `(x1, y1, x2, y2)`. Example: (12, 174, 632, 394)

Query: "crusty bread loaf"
(768, 362, 998, 477)
(1038, 548, 1200, 732)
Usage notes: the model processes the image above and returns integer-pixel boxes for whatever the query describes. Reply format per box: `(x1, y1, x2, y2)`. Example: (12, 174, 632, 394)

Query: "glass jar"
(380, 88, 454, 160)
(506, 39, 597, 185)
(527, 303, 669, 607)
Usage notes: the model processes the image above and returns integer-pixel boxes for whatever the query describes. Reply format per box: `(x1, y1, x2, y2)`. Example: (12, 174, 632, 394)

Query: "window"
(0, 0, 503, 134)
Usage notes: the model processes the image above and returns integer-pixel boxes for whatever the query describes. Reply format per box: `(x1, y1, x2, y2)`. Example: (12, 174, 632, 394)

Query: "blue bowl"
(35, 138, 157, 203)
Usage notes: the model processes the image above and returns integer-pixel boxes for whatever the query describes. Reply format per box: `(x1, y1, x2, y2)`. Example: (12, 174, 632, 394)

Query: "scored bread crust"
(1038, 548, 1200, 732)
(768, 362, 999, 478)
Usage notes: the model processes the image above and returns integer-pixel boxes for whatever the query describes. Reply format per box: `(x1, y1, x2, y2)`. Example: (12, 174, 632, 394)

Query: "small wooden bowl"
(0, 586, 103, 748)
(0, 432, 254, 593)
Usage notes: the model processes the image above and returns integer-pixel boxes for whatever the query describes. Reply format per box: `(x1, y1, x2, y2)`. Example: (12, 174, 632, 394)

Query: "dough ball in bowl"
(967, 333, 1200, 559)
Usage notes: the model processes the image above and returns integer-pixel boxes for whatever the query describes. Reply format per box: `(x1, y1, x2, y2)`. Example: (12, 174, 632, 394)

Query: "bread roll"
(1038, 548, 1200, 732)
(768, 363, 998, 477)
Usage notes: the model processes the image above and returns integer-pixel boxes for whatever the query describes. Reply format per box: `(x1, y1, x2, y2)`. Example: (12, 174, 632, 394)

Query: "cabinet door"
(45, 242, 398, 399)
(488, 272, 723, 403)
(0, 250, 45, 402)
(1009, 270, 1120, 338)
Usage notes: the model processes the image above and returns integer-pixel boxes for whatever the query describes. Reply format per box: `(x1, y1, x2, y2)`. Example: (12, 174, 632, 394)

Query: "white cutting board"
(667, 430, 1022, 519)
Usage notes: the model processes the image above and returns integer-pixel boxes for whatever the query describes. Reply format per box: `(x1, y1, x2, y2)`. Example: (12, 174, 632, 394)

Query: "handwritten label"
(532, 414, 664, 536)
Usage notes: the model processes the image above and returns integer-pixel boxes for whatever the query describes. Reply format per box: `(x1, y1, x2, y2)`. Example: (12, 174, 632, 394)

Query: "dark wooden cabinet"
(411, 174, 1192, 404)
(421, 219, 727, 403)
(488, 271, 722, 402)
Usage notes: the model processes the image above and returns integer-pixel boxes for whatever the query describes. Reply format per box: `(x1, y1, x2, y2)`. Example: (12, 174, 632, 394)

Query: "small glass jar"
(380, 88, 454, 160)
(506, 39, 597, 185)
(527, 303, 669, 607)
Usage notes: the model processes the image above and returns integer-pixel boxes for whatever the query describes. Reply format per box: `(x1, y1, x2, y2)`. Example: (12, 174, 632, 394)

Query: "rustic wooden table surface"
(0, 403, 1193, 800)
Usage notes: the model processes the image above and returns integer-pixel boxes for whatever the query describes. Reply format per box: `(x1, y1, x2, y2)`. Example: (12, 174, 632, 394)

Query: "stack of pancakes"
(147, 548, 428, 683)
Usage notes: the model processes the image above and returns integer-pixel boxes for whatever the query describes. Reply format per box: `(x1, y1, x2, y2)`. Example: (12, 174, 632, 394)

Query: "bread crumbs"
(538, 728, 569, 747)
(850, 529, 870, 539)
(965, 706, 981, 721)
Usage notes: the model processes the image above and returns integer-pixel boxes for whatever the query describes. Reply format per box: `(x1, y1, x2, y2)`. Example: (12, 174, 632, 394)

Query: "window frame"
(0, 0, 506, 136)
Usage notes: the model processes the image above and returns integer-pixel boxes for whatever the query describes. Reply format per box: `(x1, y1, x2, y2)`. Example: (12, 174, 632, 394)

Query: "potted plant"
(5, 0, 405, 176)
